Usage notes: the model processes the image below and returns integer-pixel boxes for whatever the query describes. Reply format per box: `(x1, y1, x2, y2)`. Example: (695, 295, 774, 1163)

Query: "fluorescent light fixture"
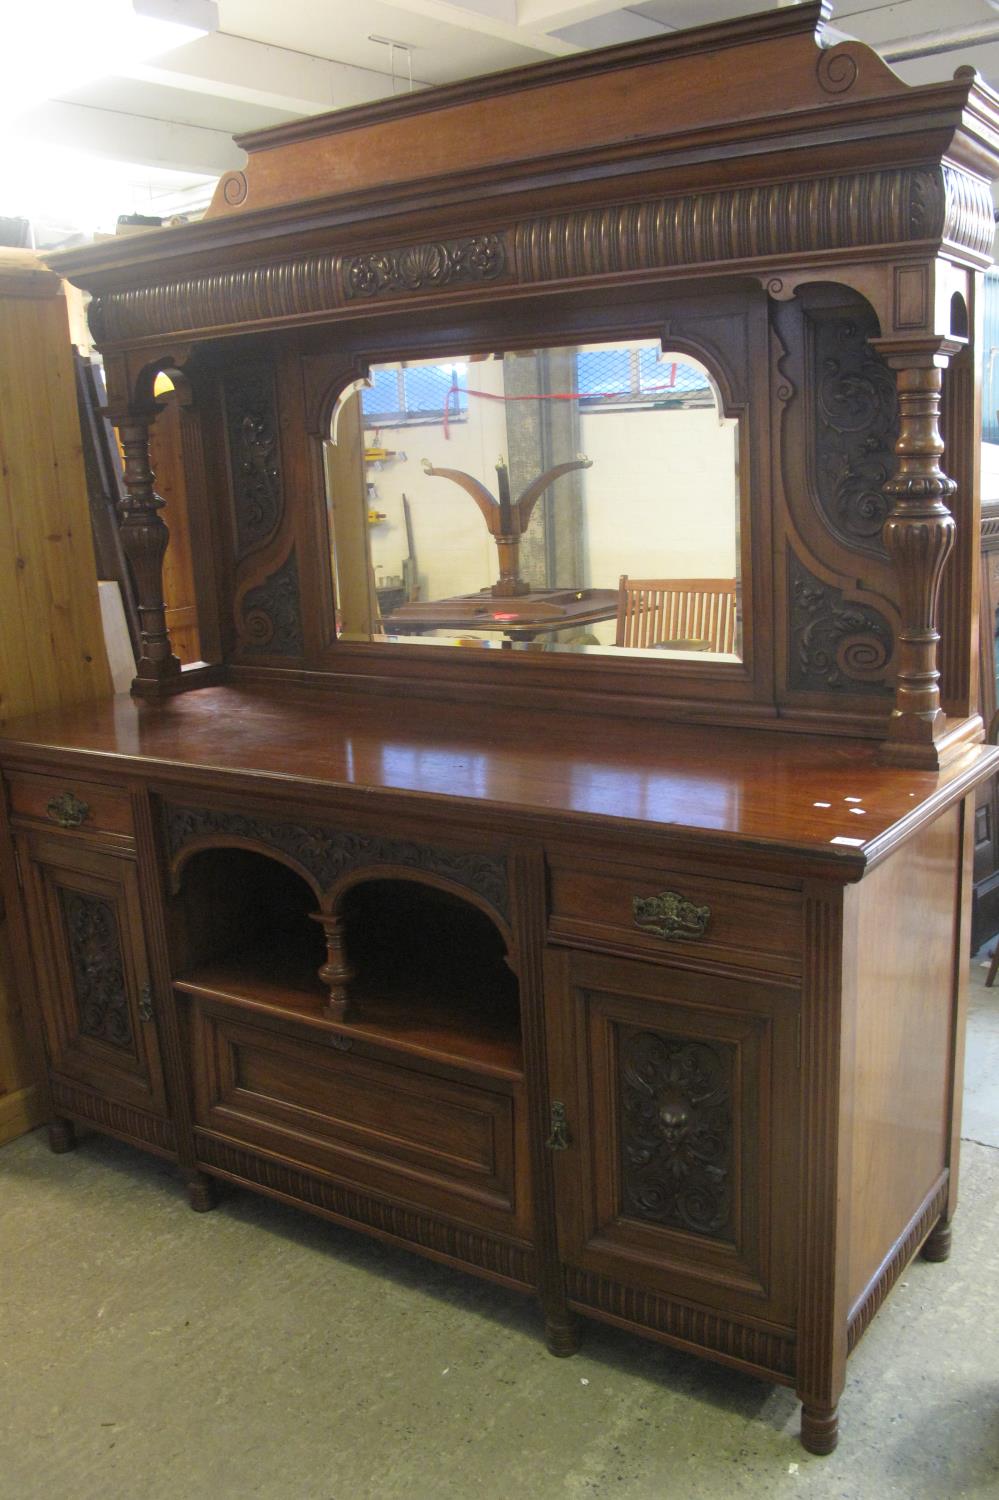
(0, 0, 219, 124)
(132, 0, 220, 47)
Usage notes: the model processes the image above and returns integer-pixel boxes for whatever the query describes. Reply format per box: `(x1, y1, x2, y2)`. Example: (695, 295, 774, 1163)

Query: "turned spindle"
(875, 344, 961, 768)
(311, 910, 353, 1019)
(115, 413, 182, 690)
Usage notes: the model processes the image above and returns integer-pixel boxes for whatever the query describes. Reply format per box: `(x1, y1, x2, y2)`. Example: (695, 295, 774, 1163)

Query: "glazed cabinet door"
(16, 831, 169, 1116)
(545, 949, 800, 1327)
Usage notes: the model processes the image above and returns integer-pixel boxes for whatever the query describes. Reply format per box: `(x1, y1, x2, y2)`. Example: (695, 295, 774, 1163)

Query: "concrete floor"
(2, 966, 998, 1500)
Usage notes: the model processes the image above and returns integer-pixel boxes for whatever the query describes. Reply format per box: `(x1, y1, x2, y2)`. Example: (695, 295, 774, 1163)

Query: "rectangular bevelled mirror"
(326, 337, 742, 661)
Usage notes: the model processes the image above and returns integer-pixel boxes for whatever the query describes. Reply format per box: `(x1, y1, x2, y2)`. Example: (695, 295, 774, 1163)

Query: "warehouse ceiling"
(5, 0, 999, 241)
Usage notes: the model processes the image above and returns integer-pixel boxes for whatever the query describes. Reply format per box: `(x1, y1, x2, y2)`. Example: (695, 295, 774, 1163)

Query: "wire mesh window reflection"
(361, 363, 469, 426)
(576, 347, 715, 410)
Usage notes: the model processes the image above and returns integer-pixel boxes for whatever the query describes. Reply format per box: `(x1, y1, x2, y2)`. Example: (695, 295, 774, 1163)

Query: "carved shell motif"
(345, 236, 505, 299)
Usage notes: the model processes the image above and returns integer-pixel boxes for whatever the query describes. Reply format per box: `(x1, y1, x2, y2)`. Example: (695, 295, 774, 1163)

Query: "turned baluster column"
(876, 342, 961, 768)
(311, 909, 354, 1020)
(116, 412, 181, 689)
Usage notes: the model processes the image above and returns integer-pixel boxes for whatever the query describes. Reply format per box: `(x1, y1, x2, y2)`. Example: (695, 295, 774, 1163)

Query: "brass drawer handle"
(46, 792, 91, 829)
(633, 891, 710, 941)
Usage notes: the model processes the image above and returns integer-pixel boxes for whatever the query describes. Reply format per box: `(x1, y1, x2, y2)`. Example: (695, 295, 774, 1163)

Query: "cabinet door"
(17, 833, 168, 1116)
(545, 949, 800, 1325)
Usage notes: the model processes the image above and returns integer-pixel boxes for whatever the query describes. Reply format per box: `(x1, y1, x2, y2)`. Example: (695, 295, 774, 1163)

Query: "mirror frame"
(307, 281, 774, 722)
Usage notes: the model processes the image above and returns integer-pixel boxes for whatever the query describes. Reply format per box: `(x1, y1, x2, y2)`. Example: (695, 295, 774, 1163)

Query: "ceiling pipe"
(875, 19, 999, 65)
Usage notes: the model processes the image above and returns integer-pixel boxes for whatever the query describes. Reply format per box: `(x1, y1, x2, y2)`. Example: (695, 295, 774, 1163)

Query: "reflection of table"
(385, 587, 619, 641)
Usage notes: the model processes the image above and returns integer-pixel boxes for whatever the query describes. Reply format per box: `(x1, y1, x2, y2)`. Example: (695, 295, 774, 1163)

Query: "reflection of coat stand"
(421, 454, 591, 596)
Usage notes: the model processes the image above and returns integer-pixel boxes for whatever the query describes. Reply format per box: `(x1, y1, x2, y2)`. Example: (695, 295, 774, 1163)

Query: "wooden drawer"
(187, 998, 532, 1243)
(6, 772, 133, 839)
(548, 859, 802, 978)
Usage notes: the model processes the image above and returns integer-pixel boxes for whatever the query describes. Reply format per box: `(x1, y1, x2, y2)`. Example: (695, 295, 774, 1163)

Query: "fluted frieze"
(86, 165, 991, 351)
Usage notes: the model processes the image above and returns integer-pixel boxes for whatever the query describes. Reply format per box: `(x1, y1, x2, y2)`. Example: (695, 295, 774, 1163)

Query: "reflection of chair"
(615, 576, 738, 652)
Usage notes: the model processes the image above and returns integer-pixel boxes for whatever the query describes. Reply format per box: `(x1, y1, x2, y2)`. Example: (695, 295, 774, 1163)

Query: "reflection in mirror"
(327, 338, 741, 661)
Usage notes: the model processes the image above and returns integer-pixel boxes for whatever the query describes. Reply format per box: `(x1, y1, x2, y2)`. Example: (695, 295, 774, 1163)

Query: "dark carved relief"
(619, 1028, 732, 1239)
(87, 165, 992, 349)
(788, 551, 893, 694)
(59, 889, 133, 1049)
(812, 309, 898, 558)
(165, 804, 509, 921)
(240, 550, 303, 656)
(344, 236, 505, 299)
(223, 363, 282, 557)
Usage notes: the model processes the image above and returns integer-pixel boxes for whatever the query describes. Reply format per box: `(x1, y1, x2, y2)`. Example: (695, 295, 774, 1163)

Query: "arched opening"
(172, 851, 521, 1075)
(339, 878, 521, 1074)
(173, 846, 325, 997)
(950, 291, 969, 339)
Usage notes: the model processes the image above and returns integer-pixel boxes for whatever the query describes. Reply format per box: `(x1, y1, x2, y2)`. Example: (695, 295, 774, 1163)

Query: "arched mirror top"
(327, 334, 743, 665)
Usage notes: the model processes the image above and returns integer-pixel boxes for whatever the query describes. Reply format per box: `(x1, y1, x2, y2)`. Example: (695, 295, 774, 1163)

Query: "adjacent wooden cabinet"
(5, 0, 998, 1460)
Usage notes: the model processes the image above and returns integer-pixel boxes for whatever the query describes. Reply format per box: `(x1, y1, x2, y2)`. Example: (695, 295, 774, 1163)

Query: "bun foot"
(47, 1118, 77, 1154)
(186, 1172, 218, 1213)
(921, 1220, 952, 1262)
(545, 1314, 580, 1357)
(800, 1405, 838, 1455)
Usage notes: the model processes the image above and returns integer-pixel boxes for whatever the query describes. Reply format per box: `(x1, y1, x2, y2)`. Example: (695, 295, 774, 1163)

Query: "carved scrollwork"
(59, 889, 133, 1050)
(164, 804, 510, 922)
(619, 1029, 732, 1238)
(816, 45, 859, 95)
(788, 551, 893, 693)
(344, 236, 505, 299)
(221, 171, 248, 207)
(812, 310, 898, 557)
(223, 364, 283, 556)
(240, 550, 304, 656)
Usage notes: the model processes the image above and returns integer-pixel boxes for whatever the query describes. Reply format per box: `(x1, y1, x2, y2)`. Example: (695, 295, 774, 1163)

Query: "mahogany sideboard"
(1, 686, 993, 1457)
(9, 0, 999, 1457)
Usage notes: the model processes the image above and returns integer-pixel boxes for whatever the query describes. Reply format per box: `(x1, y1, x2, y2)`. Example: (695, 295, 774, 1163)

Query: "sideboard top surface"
(0, 686, 992, 879)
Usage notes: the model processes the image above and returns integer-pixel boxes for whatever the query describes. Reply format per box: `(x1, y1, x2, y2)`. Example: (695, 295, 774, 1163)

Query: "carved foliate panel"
(222, 362, 283, 558)
(619, 1027, 733, 1239)
(788, 551, 893, 694)
(58, 888, 133, 1050)
(344, 236, 505, 299)
(164, 803, 509, 921)
(240, 549, 304, 656)
(810, 307, 898, 558)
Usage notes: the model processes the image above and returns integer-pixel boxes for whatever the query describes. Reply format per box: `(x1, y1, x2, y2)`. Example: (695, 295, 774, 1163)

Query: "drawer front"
(548, 860, 802, 978)
(7, 772, 133, 840)
(188, 1000, 531, 1242)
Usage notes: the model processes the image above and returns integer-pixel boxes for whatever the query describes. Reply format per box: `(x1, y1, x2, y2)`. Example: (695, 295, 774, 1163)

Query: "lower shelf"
(175, 947, 524, 1082)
